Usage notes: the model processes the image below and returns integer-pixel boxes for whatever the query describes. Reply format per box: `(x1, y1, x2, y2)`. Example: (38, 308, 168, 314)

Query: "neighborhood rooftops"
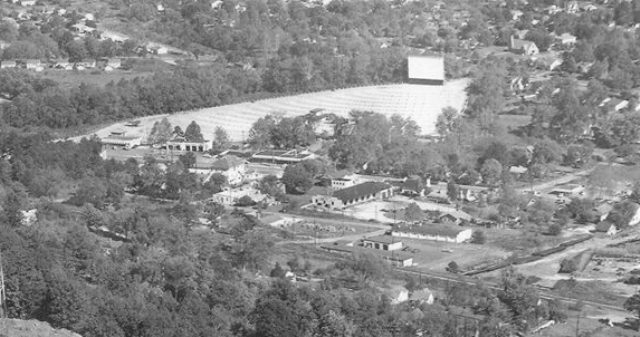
(333, 182, 392, 203)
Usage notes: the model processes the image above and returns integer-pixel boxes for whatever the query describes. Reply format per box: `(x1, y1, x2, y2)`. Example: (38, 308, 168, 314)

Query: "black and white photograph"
(1, 0, 640, 336)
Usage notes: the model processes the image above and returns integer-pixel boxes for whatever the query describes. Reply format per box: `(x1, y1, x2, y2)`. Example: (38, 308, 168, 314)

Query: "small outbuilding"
(362, 235, 403, 251)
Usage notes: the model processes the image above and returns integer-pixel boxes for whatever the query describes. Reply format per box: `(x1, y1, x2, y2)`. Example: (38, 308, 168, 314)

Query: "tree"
(630, 182, 640, 204)
(471, 230, 486, 244)
(148, 118, 172, 144)
(235, 195, 256, 207)
(548, 224, 562, 236)
(281, 164, 314, 194)
(566, 198, 597, 223)
(65, 40, 88, 62)
(624, 292, 640, 330)
(184, 121, 204, 142)
(608, 201, 639, 229)
(436, 107, 459, 136)
(447, 261, 460, 273)
(71, 177, 108, 209)
(179, 152, 196, 169)
(2, 185, 27, 227)
(270, 262, 286, 278)
(447, 181, 459, 201)
(258, 175, 285, 200)
(249, 115, 277, 149)
(480, 158, 503, 186)
(559, 258, 577, 274)
(531, 139, 563, 164)
(404, 203, 423, 221)
(524, 29, 554, 52)
(564, 143, 593, 168)
(205, 202, 225, 227)
(212, 126, 230, 152)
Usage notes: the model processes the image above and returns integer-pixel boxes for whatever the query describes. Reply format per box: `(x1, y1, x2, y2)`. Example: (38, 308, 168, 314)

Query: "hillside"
(79, 79, 468, 142)
(0, 319, 82, 337)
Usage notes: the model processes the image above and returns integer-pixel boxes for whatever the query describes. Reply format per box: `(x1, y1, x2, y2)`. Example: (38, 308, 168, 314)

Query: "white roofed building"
(407, 55, 445, 85)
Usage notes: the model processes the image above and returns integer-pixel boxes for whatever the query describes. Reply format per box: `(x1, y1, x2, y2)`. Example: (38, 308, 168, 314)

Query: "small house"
(594, 221, 618, 236)
(331, 176, 357, 190)
(401, 177, 427, 197)
(379, 286, 409, 305)
(509, 36, 539, 56)
(209, 155, 246, 185)
(362, 235, 403, 251)
(409, 288, 434, 305)
(75, 59, 97, 70)
(105, 58, 122, 71)
(556, 33, 577, 46)
(0, 60, 17, 69)
(23, 59, 43, 71)
(52, 59, 72, 70)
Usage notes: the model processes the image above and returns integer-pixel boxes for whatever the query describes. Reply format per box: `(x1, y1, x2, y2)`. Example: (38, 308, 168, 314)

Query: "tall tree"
(148, 118, 173, 144)
(184, 121, 204, 142)
(212, 126, 230, 152)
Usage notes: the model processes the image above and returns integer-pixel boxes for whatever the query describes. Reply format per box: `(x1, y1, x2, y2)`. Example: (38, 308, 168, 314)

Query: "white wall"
(407, 56, 445, 81)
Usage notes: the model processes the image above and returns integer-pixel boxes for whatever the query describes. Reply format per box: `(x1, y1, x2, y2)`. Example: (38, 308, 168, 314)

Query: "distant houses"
(0, 58, 123, 71)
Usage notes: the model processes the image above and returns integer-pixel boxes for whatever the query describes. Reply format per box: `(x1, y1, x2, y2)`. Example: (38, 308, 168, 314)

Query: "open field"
(74, 79, 469, 142)
(402, 238, 509, 272)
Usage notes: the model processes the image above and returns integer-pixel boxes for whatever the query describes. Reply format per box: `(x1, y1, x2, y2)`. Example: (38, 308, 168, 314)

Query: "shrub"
(471, 230, 486, 244)
(559, 258, 577, 273)
(447, 261, 460, 273)
(235, 195, 256, 207)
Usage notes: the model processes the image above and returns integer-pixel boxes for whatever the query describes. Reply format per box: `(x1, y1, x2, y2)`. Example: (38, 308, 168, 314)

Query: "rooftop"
(392, 223, 470, 237)
(363, 235, 399, 245)
(401, 178, 423, 192)
(253, 149, 314, 159)
(595, 221, 615, 232)
(321, 244, 412, 261)
(333, 182, 392, 203)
